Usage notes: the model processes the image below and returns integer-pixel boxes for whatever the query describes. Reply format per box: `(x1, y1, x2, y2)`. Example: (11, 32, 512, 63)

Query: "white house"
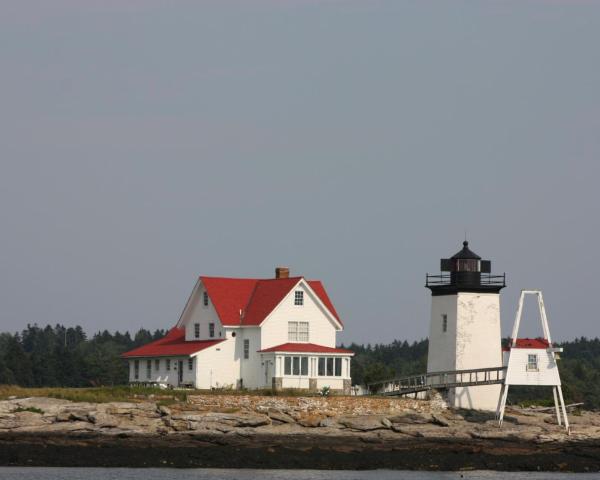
(122, 267, 354, 393)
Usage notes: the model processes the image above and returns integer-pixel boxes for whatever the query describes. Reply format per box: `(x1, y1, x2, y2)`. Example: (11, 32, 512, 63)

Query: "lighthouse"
(426, 241, 506, 411)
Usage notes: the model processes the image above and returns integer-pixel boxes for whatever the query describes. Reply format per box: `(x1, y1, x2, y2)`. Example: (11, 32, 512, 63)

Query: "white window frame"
(294, 290, 304, 306)
(283, 356, 309, 376)
(188, 357, 194, 371)
(134, 360, 139, 380)
(203, 291, 209, 307)
(288, 321, 298, 342)
(442, 314, 448, 333)
(166, 359, 171, 371)
(146, 360, 152, 379)
(154, 359, 160, 371)
(243, 339, 250, 359)
(527, 354, 539, 372)
(194, 323, 200, 339)
(209, 323, 215, 338)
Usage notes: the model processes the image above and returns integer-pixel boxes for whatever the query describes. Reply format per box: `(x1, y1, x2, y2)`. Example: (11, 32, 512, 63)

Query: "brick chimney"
(275, 267, 290, 279)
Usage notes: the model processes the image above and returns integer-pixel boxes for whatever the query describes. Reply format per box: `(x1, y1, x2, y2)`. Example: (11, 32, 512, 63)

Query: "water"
(0, 469, 598, 480)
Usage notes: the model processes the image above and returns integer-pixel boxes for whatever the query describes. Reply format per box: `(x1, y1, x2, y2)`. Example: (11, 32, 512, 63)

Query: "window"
(146, 360, 152, 379)
(301, 357, 308, 376)
(442, 314, 448, 333)
(166, 359, 171, 371)
(317, 357, 344, 377)
(318, 357, 325, 376)
(527, 354, 539, 372)
(335, 357, 342, 377)
(326, 357, 334, 376)
(283, 356, 309, 376)
(194, 323, 200, 339)
(155, 359, 160, 371)
(294, 290, 304, 306)
(288, 321, 298, 341)
(284, 357, 291, 375)
(209, 323, 215, 338)
(298, 322, 309, 342)
(203, 291, 209, 306)
(244, 339, 250, 359)
(134, 360, 139, 380)
(188, 357, 194, 370)
(288, 321, 309, 342)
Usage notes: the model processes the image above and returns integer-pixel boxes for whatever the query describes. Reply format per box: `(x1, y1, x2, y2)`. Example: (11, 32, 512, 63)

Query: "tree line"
(0, 324, 598, 408)
(0, 324, 164, 387)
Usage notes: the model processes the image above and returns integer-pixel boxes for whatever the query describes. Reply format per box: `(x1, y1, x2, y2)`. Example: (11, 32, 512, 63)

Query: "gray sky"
(1, 1, 599, 344)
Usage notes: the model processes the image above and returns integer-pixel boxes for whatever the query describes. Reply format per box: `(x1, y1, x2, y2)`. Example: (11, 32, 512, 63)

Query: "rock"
(318, 417, 339, 428)
(297, 415, 324, 428)
(267, 409, 296, 424)
(381, 417, 392, 428)
(173, 412, 271, 428)
(88, 412, 120, 428)
(388, 413, 432, 425)
(158, 405, 172, 417)
(338, 415, 391, 431)
(391, 425, 424, 437)
(431, 414, 449, 427)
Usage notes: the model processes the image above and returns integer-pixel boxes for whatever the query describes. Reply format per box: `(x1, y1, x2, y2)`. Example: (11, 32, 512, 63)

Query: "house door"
(178, 360, 184, 385)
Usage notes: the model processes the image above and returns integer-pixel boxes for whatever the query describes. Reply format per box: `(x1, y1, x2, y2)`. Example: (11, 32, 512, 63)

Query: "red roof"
(121, 327, 224, 358)
(258, 342, 354, 355)
(201, 276, 342, 327)
(502, 338, 550, 351)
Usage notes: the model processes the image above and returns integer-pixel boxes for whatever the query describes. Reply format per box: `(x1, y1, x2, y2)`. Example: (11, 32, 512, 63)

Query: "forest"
(0, 324, 597, 408)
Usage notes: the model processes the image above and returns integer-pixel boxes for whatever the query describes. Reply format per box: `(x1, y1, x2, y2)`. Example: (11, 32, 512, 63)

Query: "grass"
(0, 385, 330, 404)
(11, 406, 44, 414)
(0, 385, 189, 404)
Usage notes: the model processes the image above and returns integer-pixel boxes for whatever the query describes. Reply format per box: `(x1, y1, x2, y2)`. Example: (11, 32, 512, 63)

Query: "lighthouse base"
(448, 384, 501, 411)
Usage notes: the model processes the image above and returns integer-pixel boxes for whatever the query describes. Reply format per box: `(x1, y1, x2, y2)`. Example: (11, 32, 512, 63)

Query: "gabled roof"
(258, 342, 354, 355)
(200, 276, 342, 327)
(121, 327, 224, 358)
(502, 338, 550, 351)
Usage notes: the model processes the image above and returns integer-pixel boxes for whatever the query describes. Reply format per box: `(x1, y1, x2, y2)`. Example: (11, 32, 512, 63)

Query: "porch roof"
(258, 342, 354, 355)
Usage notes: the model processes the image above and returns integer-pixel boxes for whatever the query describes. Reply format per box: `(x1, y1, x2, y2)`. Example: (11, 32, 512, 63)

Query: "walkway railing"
(367, 366, 507, 396)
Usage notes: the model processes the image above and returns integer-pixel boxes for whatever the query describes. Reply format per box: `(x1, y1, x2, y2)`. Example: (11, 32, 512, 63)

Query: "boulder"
(267, 409, 296, 424)
(338, 415, 391, 431)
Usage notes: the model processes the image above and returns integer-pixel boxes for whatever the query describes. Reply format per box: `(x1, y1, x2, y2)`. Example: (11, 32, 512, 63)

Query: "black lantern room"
(426, 241, 506, 296)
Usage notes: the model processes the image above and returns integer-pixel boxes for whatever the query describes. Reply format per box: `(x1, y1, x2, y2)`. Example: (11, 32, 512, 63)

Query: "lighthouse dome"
(450, 241, 481, 260)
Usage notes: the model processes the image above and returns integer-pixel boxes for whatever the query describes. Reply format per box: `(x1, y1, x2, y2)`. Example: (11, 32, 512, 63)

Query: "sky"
(1, 1, 599, 345)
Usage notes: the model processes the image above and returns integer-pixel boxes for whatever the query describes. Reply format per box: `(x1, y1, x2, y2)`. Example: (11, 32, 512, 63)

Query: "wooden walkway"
(367, 366, 507, 396)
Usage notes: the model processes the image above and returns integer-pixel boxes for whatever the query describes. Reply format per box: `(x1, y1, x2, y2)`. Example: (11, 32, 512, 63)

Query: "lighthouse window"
(456, 259, 479, 272)
(442, 314, 448, 333)
(527, 354, 539, 372)
(294, 291, 304, 306)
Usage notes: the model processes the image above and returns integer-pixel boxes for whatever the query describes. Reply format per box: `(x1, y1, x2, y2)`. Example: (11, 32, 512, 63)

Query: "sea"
(0, 469, 598, 480)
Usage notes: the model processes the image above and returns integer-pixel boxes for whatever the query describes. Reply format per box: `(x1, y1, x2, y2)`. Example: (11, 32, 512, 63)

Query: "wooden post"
(552, 387, 562, 426)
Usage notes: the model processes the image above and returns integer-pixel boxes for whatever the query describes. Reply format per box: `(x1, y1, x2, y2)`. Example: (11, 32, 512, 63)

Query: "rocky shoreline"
(1, 395, 599, 471)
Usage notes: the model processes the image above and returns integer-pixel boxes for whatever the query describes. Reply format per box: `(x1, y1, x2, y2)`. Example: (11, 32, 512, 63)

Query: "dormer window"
(203, 291, 209, 307)
(294, 291, 304, 306)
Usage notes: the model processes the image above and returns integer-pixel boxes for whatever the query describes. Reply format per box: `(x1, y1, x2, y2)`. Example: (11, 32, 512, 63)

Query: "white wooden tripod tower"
(496, 290, 569, 432)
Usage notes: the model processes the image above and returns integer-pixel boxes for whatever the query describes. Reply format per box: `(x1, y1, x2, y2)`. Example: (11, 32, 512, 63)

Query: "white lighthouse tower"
(426, 241, 506, 411)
